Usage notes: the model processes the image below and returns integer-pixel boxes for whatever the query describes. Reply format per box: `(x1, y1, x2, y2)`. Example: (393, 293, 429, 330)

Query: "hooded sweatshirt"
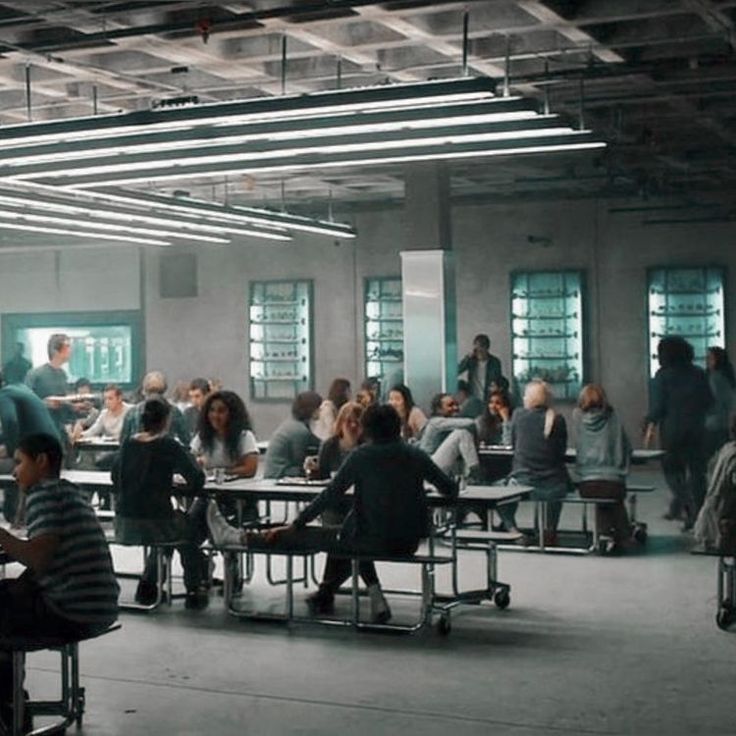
(573, 407, 631, 483)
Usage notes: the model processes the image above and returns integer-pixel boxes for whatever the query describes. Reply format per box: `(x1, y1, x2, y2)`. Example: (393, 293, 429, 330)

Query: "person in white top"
(312, 377, 351, 441)
(76, 384, 132, 442)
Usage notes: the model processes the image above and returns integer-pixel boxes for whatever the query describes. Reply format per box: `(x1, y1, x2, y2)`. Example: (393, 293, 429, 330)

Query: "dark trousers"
(578, 480, 630, 543)
(0, 573, 96, 703)
(253, 527, 418, 596)
(662, 434, 707, 520)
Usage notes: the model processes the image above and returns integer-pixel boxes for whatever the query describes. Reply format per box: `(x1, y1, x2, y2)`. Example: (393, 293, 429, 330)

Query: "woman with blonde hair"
(508, 380, 570, 545)
(313, 378, 351, 441)
(573, 384, 636, 552)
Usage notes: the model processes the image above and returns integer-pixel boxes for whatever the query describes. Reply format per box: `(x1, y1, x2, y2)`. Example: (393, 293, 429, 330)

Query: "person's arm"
(457, 353, 472, 374)
(314, 439, 332, 480)
(500, 419, 512, 446)
(228, 430, 259, 477)
(80, 410, 105, 439)
(428, 416, 476, 432)
(171, 407, 191, 446)
(172, 442, 205, 495)
(408, 407, 428, 437)
(284, 425, 319, 477)
(550, 415, 567, 461)
(645, 372, 666, 427)
(0, 528, 58, 574)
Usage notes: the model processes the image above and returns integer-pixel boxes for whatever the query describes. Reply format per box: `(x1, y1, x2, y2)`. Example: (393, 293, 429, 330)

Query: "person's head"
(388, 384, 414, 418)
(355, 389, 374, 408)
(327, 378, 351, 410)
(189, 377, 210, 410)
(103, 384, 124, 412)
(360, 378, 380, 401)
(292, 391, 323, 422)
(74, 378, 92, 395)
(199, 390, 252, 459)
(361, 403, 401, 444)
(707, 347, 736, 387)
(472, 334, 491, 358)
(141, 371, 167, 397)
(577, 384, 610, 413)
(333, 401, 364, 443)
(456, 380, 471, 402)
(171, 380, 190, 403)
(489, 375, 510, 393)
(488, 389, 511, 417)
(523, 380, 552, 409)
(140, 396, 171, 434)
(13, 433, 64, 490)
(47, 333, 71, 363)
(431, 392, 459, 417)
(657, 336, 692, 368)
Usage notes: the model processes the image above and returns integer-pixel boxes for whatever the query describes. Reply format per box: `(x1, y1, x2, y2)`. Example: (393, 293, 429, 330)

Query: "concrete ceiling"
(0, 0, 734, 214)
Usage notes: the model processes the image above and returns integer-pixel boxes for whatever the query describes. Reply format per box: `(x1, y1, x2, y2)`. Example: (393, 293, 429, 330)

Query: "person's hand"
(196, 456, 207, 467)
(71, 424, 83, 443)
(643, 423, 656, 448)
(498, 406, 511, 422)
(45, 398, 61, 410)
(303, 455, 319, 478)
(263, 524, 294, 544)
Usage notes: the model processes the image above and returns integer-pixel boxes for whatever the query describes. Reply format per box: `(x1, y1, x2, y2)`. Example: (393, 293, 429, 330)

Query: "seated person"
(184, 377, 210, 437)
(262, 391, 322, 479)
(0, 375, 60, 524)
(71, 378, 99, 430)
(456, 380, 484, 419)
(418, 393, 480, 481)
(313, 378, 351, 442)
(508, 381, 571, 545)
(695, 414, 736, 553)
(112, 397, 208, 610)
(75, 384, 131, 445)
(573, 384, 635, 552)
(0, 433, 119, 732)
(476, 388, 514, 486)
(120, 371, 190, 446)
(208, 404, 457, 623)
(388, 384, 427, 441)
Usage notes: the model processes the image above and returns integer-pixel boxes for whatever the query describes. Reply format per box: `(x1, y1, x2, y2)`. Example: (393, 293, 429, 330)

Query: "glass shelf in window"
(364, 277, 404, 383)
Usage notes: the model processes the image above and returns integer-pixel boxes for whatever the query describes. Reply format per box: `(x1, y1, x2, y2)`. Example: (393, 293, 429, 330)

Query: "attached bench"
(218, 543, 454, 634)
(0, 623, 120, 736)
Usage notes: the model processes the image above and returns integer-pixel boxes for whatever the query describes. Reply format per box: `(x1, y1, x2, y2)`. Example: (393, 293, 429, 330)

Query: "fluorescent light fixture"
(0, 220, 170, 246)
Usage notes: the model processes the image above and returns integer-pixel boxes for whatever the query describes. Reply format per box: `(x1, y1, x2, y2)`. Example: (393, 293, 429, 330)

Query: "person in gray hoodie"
(573, 384, 633, 551)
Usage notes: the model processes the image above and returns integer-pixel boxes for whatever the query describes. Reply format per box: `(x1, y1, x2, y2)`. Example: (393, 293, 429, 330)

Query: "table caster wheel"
(437, 615, 451, 636)
(494, 589, 510, 609)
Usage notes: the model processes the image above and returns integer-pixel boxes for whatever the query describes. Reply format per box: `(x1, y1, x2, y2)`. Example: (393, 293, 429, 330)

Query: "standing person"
(387, 384, 427, 441)
(184, 377, 210, 437)
(112, 397, 208, 609)
(262, 391, 322, 479)
(313, 378, 351, 441)
(458, 334, 505, 404)
(573, 384, 636, 553)
(120, 371, 190, 446)
(2, 343, 31, 385)
(263, 405, 457, 623)
(644, 336, 713, 529)
(0, 375, 60, 523)
(25, 333, 75, 435)
(704, 347, 736, 460)
(508, 381, 570, 545)
(0, 433, 119, 732)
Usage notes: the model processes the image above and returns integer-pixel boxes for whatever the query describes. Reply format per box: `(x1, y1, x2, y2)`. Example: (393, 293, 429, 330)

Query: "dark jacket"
(510, 406, 569, 489)
(458, 352, 504, 401)
(112, 435, 204, 519)
(646, 363, 713, 447)
(120, 399, 191, 447)
(294, 441, 457, 551)
(263, 418, 320, 479)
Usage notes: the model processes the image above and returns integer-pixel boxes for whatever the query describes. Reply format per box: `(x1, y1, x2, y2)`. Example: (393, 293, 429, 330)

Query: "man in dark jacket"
(458, 334, 506, 403)
(645, 336, 714, 529)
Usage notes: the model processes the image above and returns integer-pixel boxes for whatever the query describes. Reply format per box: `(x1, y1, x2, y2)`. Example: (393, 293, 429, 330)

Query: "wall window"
(647, 266, 725, 377)
(364, 277, 403, 387)
(510, 270, 585, 401)
(249, 280, 313, 401)
(2, 311, 143, 389)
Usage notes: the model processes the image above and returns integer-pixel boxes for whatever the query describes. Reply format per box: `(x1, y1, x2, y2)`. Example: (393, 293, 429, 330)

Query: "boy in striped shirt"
(0, 433, 119, 729)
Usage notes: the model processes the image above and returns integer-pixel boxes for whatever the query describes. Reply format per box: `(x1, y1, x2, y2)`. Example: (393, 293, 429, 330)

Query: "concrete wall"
(1, 198, 734, 440)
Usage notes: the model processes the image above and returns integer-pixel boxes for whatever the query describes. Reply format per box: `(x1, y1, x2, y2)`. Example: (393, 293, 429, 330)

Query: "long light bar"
(0, 220, 170, 246)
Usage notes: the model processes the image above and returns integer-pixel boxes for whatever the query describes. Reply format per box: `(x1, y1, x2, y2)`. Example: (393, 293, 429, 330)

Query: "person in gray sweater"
(572, 384, 634, 551)
(262, 391, 322, 479)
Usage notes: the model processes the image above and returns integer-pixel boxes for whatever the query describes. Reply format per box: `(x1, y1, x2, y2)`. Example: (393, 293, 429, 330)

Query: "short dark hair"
(140, 397, 171, 433)
(657, 336, 692, 368)
(457, 380, 471, 395)
(47, 333, 69, 360)
(104, 383, 123, 397)
(327, 378, 351, 410)
(74, 377, 92, 392)
(473, 334, 490, 349)
(292, 391, 322, 422)
(190, 377, 210, 394)
(430, 393, 450, 416)
(362, 404, 400, 443)
(17, 433, 63, 476)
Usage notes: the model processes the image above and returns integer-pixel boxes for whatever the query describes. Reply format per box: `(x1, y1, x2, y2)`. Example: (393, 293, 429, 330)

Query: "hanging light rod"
(0, 78, 499, 147)
(0, 220, 171, 247)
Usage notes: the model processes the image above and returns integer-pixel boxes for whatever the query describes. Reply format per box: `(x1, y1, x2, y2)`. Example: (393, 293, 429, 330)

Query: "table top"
(479, 445, 665, 463)
(75, 438, 120, 451)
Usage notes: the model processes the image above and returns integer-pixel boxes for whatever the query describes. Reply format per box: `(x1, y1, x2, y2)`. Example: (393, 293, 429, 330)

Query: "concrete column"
(403, 162, 452, 250)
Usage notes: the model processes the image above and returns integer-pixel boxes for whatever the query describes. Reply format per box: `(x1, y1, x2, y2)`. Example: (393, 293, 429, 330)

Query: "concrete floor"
(18, 466, 736, 736)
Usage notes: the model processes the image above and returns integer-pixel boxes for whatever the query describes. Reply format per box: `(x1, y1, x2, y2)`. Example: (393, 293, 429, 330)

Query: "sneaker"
(184, 588, 209, 611)
(306, 589, 335, 616)
(206, 501, 245, 547)
(368, 583, 392, 624)
(134, 580, 159, 606)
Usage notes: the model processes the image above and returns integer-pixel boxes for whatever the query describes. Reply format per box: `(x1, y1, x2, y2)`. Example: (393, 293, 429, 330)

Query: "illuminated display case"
(1, 311, 142, 389)
(364, 277, 403, 385)
(648, 267, 725, 377)
(249, 280, 313, 401)
(511, 270, 585, 401)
